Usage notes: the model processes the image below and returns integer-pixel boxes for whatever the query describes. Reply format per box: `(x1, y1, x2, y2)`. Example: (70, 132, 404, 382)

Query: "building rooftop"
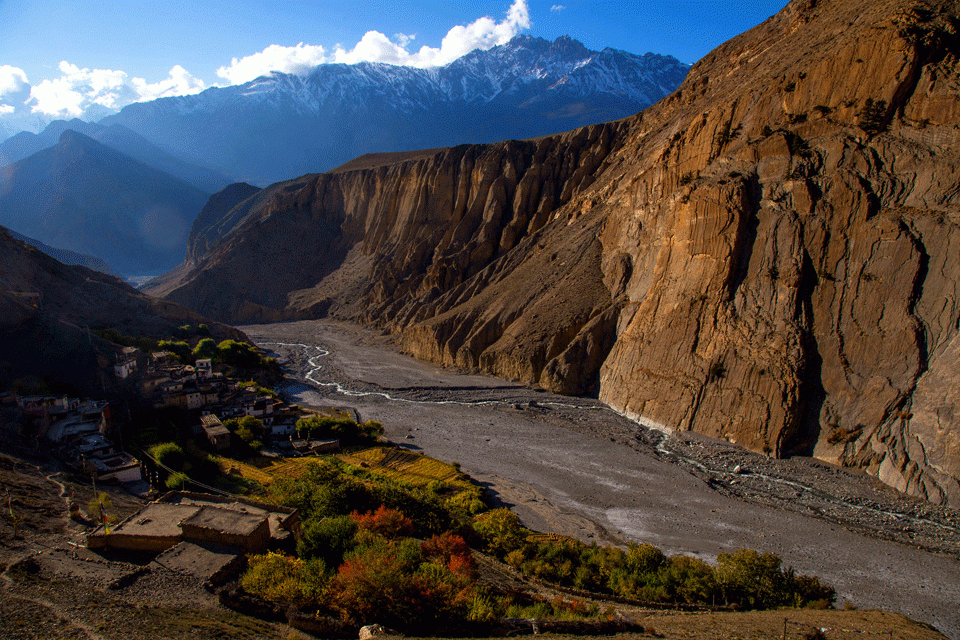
(181, 506, 267, 537)
(90, 452, 139, 472)
(108, 503, 200, 538)
(152, 540, 241, 581)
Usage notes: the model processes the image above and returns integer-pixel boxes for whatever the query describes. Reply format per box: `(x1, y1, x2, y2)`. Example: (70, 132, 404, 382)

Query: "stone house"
(201, 414, 231, 451)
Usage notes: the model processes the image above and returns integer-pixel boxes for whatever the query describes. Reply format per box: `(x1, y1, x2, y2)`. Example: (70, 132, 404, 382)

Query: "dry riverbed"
(243, 320, 960, 639)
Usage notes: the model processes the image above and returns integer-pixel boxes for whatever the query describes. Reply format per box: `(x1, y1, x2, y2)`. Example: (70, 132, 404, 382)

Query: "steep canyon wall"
(151, 0, 960, 505)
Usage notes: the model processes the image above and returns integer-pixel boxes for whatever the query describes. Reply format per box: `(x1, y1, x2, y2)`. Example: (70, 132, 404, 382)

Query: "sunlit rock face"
(151, 0, 960, 506)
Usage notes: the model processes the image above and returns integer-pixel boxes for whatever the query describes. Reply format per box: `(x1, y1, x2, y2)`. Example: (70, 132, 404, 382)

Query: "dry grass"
(215, 445, 471, 490)
(636, 609, 946, 640)
(394, 609, 945, 640)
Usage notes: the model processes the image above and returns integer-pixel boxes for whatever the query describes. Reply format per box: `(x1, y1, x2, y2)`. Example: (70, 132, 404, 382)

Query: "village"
(0, 342, 366, 590)
(8, 344, 352, 496)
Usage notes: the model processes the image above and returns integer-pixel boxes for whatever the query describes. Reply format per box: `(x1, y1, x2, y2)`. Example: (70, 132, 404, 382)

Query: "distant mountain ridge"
(0, 130, 211, 275)
(97, 35, 688, 185)
(3, 227, 117, 276)
(0, 224, 244, 397)
(0, 119, 232, 193)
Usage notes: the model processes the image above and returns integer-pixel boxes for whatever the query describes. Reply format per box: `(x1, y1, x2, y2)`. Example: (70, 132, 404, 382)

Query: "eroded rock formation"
(148, 0, 960, 505)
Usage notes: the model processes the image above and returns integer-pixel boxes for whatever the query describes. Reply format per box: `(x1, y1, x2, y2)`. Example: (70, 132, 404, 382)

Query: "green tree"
(165, 471, 190, 490)
(858, 98, 887, 135)
(716, 548, 787, 609)
(192, 337, 217, 360)
(157, 340, 191, 363)
(241, 552, 327, 607)
(216, 340, 262, 368)
(298, 515, 359, 566)
(473, 508, 526, 556)
(148, 442, 185, 471)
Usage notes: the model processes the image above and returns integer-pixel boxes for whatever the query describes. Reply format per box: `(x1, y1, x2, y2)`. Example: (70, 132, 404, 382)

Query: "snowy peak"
(184, 35, 689, 113)
(98, 35, 689, 184)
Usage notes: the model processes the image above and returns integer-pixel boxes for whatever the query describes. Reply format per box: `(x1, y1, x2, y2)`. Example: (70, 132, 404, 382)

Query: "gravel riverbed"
(243, 320, 960, 639)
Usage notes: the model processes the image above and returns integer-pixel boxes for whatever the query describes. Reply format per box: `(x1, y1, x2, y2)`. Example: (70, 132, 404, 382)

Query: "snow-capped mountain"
(97, 35, 688, 185)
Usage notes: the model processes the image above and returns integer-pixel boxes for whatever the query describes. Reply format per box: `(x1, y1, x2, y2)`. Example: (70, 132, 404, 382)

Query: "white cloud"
(550, 4, 566, 11)
(216, 43, 330, 85)
(0, 65, 29, 98)
(216, 0, 531, 82)
(131, 65, 206, 101)
(27, 62, 205, 119)
(6, 0, 533, 125)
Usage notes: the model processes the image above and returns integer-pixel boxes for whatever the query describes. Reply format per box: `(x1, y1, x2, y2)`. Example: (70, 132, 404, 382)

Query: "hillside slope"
(148, 0, 960, 506)
(0, 225, 243, 395)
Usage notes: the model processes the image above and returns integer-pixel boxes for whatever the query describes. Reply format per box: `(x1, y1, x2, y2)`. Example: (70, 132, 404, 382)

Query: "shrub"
(241, 552, 324, 607)
(717, 549, 788, 609)
(298, 515, 358, 566)
(473, 508, 527, 556)
(328, 543, 474, 631)
(351, 505, 415, 538)
(328, 546, 406, 625)
(165, 471, 190, 490)
(626, 543, 667, 575)
(422, 532, 477, 578)
(148, 441, 185, 471)
(660, 555, 718, 604)
(708, 360, 727, 382)
(858, 98, 887, 135)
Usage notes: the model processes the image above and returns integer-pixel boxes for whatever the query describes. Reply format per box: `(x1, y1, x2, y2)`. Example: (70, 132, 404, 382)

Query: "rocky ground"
(244, 319, 960, 639)
(0, 442, 947, 640)
(0, 421, 293, 640)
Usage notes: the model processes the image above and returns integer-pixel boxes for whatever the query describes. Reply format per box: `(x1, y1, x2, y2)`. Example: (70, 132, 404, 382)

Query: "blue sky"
(0, 0, 787, 126)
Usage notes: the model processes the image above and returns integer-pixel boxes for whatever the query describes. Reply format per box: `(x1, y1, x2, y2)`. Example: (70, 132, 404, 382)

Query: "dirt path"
(245, 320, 960, 639)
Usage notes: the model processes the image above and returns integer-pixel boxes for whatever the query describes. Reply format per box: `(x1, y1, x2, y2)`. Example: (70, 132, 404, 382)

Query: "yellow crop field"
(213, 456, 274, 485)
(262, 457, 327, 480)
(216, 445, 478, 504)
(338, 446, 470, 490)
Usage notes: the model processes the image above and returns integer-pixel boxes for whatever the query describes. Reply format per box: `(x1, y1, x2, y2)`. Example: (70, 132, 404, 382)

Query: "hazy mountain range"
(0, 35, 688, 276)
(0, 130, 210, 275)
(3, 36, 688, 187)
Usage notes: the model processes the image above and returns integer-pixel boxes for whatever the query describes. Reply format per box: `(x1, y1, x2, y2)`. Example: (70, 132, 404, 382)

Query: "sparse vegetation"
(294, 415, 383, 446)
(237, 454, 834, 635)
(858, 98, 888, 135)
(708, 360, 728, 382)
(784, 131, 814, 158)
(827, 425, 863, 445)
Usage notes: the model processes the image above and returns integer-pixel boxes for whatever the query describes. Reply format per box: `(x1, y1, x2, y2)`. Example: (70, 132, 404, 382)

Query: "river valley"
(242, 320, 960, 638)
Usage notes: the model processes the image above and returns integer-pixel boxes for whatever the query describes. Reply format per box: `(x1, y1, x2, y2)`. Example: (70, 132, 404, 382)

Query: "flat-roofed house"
(201, 414, 230, 450)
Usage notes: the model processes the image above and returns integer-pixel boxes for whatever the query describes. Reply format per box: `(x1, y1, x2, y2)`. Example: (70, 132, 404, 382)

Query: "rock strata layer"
(148, 0, 960, 506)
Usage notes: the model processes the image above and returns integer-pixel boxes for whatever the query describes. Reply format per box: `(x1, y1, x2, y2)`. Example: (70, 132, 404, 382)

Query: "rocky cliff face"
(150, 0, 960, 506)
